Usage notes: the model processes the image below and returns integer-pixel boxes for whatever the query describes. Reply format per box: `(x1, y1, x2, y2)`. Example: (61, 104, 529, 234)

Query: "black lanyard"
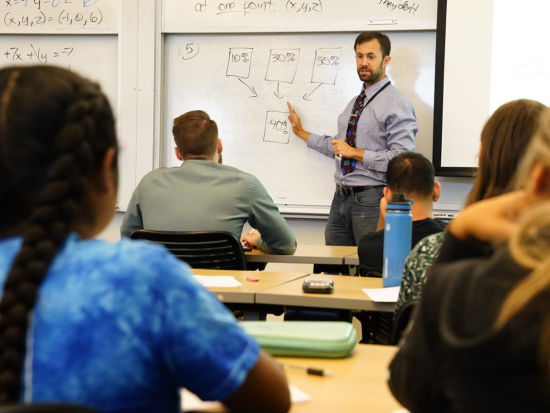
(350, 80, 392, 120)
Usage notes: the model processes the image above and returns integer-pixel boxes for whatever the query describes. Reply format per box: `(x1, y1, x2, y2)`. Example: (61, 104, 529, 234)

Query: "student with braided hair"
(0, 66, 290, 412)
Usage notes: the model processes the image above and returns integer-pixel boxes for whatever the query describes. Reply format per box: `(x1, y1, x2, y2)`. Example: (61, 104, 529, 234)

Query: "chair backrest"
(0, 404, 99, 413)
(389, 299, 420, 346)
(130, 230, 247, 270)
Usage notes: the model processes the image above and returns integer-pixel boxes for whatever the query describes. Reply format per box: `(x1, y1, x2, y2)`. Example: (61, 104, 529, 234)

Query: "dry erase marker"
(280, 363, 334, 377)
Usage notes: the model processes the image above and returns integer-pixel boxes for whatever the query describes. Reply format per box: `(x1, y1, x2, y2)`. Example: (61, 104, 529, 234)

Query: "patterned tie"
(341, 89, 366, 175)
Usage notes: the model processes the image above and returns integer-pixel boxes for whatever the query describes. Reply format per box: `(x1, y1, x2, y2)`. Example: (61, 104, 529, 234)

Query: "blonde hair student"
(388, 107, 550, 412)
(0, 66, 289, 412)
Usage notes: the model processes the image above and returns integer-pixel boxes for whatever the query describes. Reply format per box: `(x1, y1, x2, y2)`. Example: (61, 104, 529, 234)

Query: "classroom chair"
(0, 404, 99, 413)
(130, 230, 247, 270)
(130, 230, 269, 319)
(389, 299, 420, 346)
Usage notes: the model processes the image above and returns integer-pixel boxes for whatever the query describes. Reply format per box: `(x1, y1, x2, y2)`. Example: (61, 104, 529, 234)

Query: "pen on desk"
(280, 363, 334, 377)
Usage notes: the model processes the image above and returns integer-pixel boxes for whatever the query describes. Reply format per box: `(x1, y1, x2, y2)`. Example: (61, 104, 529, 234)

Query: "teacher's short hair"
(354, 31, 391, 58)
(386, 152, 435, 198)
(172, 110, 218, 159)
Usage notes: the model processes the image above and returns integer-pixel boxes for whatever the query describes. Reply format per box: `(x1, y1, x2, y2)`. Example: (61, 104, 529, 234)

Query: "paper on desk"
(181, 384, 311, 411)
(182, 389, 222, 411)
(289, 384, 311, 403)
(192, 275, 242, 287)
(362, 286, 400, 302)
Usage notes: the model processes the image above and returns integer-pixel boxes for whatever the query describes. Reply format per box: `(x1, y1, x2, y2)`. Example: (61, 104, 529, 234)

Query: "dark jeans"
(325, 186, 384, 246)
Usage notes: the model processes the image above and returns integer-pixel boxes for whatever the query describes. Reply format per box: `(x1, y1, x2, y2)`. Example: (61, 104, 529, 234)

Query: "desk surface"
(193, 269, 310, 303)
(279, 344, 403, 413)
(182, 344, 403, 413)
(245, 245, 357, 265)
(255, 274, 395, 312)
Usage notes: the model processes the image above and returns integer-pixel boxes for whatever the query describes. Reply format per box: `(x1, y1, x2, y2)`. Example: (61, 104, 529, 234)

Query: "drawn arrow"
(303, 83, 325, 101)
(274, 82, 284, 99)
(238, 78, 258, 98)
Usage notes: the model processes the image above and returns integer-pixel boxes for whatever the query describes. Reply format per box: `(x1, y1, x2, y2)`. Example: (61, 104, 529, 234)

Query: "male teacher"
(287, 31, 418, 246)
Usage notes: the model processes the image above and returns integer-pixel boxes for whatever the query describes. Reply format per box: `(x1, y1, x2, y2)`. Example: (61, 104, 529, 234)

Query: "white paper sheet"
(181, 384, 311, 411)
(289, 384, 311, 403)
(192, 275, 243, 288)
(362, 287, 400, 302)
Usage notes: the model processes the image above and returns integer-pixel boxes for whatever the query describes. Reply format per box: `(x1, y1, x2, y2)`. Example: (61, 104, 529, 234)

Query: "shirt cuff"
(362, 149, 377, 171)
(307, 133, 322, 149)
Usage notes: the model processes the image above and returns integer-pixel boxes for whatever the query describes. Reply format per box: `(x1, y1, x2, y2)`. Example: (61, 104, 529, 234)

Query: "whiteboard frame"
(116, 0, 156, 211)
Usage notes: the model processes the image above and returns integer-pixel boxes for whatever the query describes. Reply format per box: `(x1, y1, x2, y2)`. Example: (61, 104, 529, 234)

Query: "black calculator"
(302, 279, 334, 294)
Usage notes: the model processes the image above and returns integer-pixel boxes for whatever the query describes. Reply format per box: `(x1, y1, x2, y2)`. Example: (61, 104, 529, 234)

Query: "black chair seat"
(130, 230, 247, 270)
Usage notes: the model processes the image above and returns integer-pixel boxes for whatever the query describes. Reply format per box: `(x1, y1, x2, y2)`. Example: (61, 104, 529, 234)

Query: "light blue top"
(307, 78, 418, 187)
(0, 234, 259, 413)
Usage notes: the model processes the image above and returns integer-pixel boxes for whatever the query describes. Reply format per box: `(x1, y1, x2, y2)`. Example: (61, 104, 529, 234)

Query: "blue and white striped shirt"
(307, 77, 418, 187)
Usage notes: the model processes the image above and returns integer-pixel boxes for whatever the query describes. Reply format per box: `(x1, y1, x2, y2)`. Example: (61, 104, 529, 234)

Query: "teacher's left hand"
(332, 139, 355, 159)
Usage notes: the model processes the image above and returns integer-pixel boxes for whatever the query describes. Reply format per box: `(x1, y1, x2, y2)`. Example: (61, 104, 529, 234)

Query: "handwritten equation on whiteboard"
(2, 43, 74, 68)
(2, 0, 117, 30)
(193, 0, 323, 16)
(163, 0, 431, 30)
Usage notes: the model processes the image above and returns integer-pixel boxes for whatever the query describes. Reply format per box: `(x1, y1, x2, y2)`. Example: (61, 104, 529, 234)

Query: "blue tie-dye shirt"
(0, 234, 260, 413)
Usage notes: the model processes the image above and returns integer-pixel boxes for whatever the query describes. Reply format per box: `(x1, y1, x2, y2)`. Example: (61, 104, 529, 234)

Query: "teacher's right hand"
(287, 102, 304, 135)
(287, 102, 311, 142)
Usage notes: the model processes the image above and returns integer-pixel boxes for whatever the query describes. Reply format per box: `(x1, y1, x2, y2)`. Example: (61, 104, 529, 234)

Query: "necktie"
(341, 90, 366, 175)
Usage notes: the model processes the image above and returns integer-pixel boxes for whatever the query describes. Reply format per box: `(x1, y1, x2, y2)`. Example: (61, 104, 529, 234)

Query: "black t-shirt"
(358, 218, 447, 276)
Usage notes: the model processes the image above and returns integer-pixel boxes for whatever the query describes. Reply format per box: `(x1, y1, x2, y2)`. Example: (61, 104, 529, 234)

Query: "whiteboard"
(0, 0, 117, 33)
(163, 0, 437, 32)
(163, 31, 436, 210)
(0, 35, 118, 107)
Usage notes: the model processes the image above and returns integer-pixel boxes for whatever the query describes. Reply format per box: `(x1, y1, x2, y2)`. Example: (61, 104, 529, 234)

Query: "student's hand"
(287, 102, 310, 142)
(242, 230, 261, 249)
(449, 190, 531, 245)
(376, 195, 388, 232)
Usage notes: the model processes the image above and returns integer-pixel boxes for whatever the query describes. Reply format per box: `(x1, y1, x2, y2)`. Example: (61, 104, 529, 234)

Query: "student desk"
(193, 269, 310, 304)
(279, 344, 403, 412)
(182, 344, 403, 412)
(245, 245, 358, 265)
(255, 274, 395, 312)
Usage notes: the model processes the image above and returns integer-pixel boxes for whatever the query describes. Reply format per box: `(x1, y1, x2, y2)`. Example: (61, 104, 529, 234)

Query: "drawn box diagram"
(263, 111, 290, 144)
(265, 49, 300, 84)
(227, 48, 253, 78)
(311, 48, 342, 84)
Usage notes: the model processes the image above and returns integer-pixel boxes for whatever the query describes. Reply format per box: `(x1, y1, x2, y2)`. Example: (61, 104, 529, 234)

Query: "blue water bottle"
(383, 193, 413, 287)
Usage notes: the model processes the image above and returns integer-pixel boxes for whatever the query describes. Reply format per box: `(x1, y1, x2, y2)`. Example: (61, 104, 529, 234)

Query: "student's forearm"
(223, 351, 291, 413)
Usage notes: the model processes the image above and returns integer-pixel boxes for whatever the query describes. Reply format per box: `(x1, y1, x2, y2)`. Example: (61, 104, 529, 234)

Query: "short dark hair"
(172, 110, 218, 159)
(354, 31, 391, 58)
(386, 152, 435, 198)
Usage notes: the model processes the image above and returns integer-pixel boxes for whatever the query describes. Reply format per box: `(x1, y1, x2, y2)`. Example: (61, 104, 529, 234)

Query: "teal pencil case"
(241, 321, 357, 358)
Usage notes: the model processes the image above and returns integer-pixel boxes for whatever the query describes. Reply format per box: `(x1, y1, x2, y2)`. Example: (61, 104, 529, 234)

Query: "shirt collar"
(362, 77, 390, 100)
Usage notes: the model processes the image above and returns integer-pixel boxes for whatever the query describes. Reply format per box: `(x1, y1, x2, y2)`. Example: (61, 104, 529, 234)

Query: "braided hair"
(0, 66, 117, 403)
